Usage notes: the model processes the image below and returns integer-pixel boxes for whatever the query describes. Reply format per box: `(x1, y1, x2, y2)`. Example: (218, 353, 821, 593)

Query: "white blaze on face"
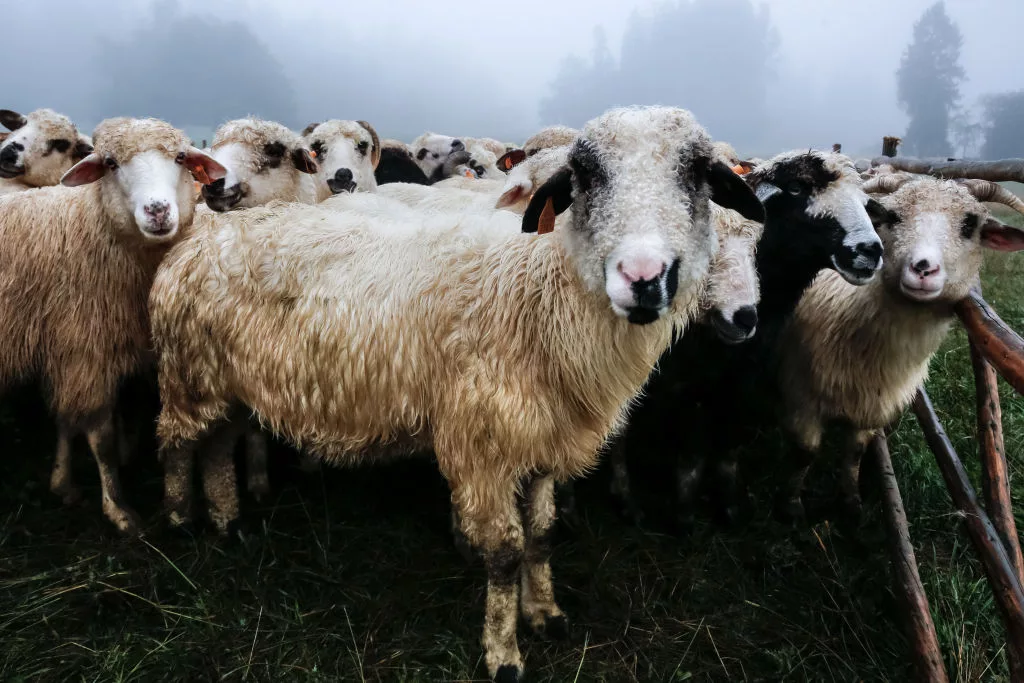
(808, 181, 883, 282)
(710, 233, 759, 324)
(899, 211, 949, 301)
(117, 150, 185, 241)
(210, 142, 247, 192)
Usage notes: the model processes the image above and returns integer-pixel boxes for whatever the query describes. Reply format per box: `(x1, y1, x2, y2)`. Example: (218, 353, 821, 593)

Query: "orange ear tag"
(192, 164, 212, 185)
(309, 150, 317, 158)
(504, 157, 513, 170)
(730, 164, 749, 176)
(538, 196, 556, 235)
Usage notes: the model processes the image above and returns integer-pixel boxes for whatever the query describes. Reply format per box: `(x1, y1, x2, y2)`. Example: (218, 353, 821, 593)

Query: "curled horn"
(356, 120, 381, 169)
(862, 174, 913, 194)
(956, 179, 1024, 216)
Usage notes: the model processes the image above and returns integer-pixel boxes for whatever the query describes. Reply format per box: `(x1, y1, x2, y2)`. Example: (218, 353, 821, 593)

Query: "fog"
(4, 0, 1021, 157)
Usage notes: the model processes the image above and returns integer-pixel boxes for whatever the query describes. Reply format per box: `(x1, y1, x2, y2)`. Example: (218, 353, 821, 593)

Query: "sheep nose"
(334, 168, 353, 184)
(732, 305, 758, 334)
(618, 257, 665, 284)
(912, 258, 940, 277)
(144, 201, 170, 225)
(451, 139, 465, 152)
(856, 241, 883, 262)
(204, 178, 226, 195)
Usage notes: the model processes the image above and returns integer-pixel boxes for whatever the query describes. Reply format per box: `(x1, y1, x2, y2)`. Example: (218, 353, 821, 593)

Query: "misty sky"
(5, 0, 1022, 157)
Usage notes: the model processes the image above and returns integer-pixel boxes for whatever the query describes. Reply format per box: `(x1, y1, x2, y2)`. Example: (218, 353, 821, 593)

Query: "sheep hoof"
(493, 664, 522, 683)
(111, 508, 143, 536)
(541, 614, 570, 641)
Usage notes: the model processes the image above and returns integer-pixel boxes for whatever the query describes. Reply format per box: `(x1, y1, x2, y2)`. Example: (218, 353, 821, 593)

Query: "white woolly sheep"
(151, 106, 764, 682)
(464, 136, 508, 158)
(301, 119, 381, 198)
(410, 131, 466, 179)
(0, 108, 93, 194)
(774, 174, 1024, 526)
(0, 116, 225, 533)
(522, 125, 578, 158)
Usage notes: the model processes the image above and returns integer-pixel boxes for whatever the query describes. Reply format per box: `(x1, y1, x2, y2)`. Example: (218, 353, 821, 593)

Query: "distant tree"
(980, 91, 1024, 159)
(896, 2, 964, 157)
(90, 1, 297, 129)
(539, 0, 777, 150)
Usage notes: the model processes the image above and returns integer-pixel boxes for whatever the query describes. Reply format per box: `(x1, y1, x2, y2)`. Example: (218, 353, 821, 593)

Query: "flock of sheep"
(1, 104, 1023, 682)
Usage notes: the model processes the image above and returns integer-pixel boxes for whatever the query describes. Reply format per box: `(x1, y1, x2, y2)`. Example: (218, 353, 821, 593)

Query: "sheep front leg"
(162, 440, 197, 530)
(201, 420, 244, 536)
(49, 425, 81, 505)
(244, 418, 270, 502)
(85, 415, 141, 534)
(777, 416, 823, 525)
(520, 475, 569, 640)
(453, 484, 525, 683)
(838, 428, 873, 530)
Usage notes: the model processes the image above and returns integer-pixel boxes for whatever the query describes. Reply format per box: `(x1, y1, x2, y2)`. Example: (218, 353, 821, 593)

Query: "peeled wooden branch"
(869, 157, 1024, 183)
(872, 434, 948, 682)
(970, 343, 1024, 679)
(912, 389, 1024, 663)
(956, 290, 1024, 396)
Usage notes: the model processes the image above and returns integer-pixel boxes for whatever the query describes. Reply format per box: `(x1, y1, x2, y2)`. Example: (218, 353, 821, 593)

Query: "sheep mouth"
(0, 163, 24, 179)
(710, 311, 756, 344)
(203, 188, 244, 212)
(832, 254, 881, 286)
(327, 179, 357, 194)
(625, 305, 663, 325)
(899, 280, 943, 302)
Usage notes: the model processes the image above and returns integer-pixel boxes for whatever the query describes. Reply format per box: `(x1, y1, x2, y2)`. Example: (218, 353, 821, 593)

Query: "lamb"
(300, 119, 382, 198)
(0, 116, 225, 533)
(0, 108, 93, 194)
(150, 105, 764, 682)
(774, 174, 1024, 526)
(410, 131, 468, 179)
(376, 136, 470, 186)
(604, 150, 887, 532)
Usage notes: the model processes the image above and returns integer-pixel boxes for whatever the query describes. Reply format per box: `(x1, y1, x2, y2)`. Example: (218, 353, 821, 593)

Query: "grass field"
(1, 212, 1022, 682)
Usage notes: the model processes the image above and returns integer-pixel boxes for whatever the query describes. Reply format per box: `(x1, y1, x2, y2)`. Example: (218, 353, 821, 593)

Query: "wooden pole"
(956, 290, 1024, 395)
(870, 156, 1024, 183)
(872, 434, 949, 682)
(882, 136, 901, 158)
(912, 389, 1024, 671)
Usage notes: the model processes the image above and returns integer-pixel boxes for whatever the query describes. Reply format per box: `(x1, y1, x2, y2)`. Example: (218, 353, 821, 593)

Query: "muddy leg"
(520, 475, 569, 641)
(163, 440, 197, 530)
(453, 483, 525, 683)
(244, 419, 270, 502)
(85, 414, 141, 534)
(200, 420, 243, 536)
(607, 436, 643, 526)
(838, 428, 873, 530)
(49, 424, 81, 505)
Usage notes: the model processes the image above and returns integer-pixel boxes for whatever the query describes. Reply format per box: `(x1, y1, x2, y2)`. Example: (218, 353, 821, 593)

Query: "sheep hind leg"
(450, 506, 477, 564)
(244, 418, 271, 502)
(519, 474, 569, 641)
(452, 482, 525, 683)
(49, 424, 81, 505)
(200, 420, 244, 536)
(776, 424, 823, 526)
(85, 414, 142, 535)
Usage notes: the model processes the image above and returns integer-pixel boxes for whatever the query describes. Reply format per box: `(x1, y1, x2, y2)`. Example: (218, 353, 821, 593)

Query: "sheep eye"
(357, 141, 369, 155)
(174, 152, 186, 164)
(310, 141, 325, 157)
(786, 180, 805, 195)
(104, 156, 119, 170)
(961, 213, 980, 239)
(48, 139, 71, 154)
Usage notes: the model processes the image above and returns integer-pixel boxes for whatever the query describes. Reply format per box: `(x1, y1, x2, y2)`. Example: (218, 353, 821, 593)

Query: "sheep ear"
(0, 132, 8, 144)
(301, 122, 320, 138)
(60, 153, 106, 186)
(182, 146, 228, 185)
(706, 159, 765, 223)
(495, 179, 530, 209)
(356, 120, 381, 170)
(291, 148, 318, 174)
(0, 109, 27, 131)
(496, 149, 527, 173)
(522, 167, 572, 234)
(980, 218, 1024, 252)
(751, 180, 781, 203)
